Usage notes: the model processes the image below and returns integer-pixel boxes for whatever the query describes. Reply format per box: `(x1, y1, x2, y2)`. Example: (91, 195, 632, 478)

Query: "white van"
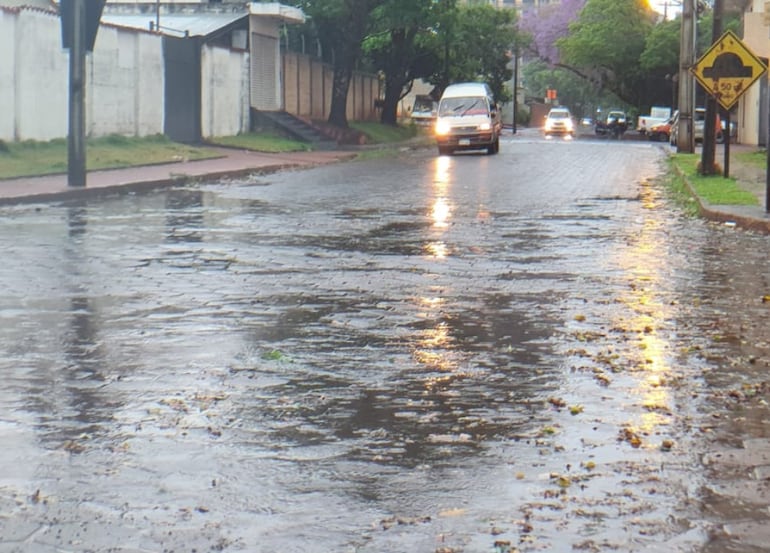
(434, 82, 502, 155)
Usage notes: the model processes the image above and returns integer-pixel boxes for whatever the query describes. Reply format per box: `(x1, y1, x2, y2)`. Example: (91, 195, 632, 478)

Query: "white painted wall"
(89, 25, 164, 137)
(15, 9, 68, 141)
(0, 9, 16, 141)
(201, 44, 250, 137)
(0, 6, 243, 143)
(739, 6, 768, 146)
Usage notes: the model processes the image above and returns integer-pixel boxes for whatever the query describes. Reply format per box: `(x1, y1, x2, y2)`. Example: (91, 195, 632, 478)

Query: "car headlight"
(545, 120, 554, 131)
(479, 122, 491, 131)
(435, 120, 451, 136)
(564, 120, 573, 131)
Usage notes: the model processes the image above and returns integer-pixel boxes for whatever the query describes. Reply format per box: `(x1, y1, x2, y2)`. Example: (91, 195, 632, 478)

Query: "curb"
(0, 163, 302, 207)
(673, 163, 770, 234)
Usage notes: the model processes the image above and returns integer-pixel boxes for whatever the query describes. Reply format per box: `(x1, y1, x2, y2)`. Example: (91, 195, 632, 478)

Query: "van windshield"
(439, 97, 489, 117)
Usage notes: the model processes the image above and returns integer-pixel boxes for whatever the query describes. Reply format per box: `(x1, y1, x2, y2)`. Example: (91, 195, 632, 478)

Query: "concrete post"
(677, 0, 695, 153)
(67, 0, 86, 187)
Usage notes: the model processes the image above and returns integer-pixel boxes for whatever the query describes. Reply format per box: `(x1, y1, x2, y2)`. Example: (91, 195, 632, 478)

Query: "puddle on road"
(0, 152, 768, 552)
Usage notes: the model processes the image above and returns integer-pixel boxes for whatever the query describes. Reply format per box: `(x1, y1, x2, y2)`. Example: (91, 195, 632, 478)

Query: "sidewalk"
(0, 146, 357, 206)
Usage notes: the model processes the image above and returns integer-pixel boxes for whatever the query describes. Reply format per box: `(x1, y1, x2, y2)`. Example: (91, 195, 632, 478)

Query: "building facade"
(739, 0, 769, 146)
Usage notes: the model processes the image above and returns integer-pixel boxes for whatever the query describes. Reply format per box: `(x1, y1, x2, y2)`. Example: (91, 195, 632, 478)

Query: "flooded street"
(1, 136, 769, 553)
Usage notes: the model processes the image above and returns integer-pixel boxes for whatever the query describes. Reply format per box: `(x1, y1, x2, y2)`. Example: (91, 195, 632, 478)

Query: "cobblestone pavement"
(1, 134, 769, 232)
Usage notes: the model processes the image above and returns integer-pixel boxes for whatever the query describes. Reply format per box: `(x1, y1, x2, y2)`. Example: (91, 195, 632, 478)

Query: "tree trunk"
(328, 61, 353, 129)
(380, 71, 408, 125)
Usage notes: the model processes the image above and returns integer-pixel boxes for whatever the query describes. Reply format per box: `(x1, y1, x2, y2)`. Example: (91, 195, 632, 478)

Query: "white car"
(544, 107, 575, 137)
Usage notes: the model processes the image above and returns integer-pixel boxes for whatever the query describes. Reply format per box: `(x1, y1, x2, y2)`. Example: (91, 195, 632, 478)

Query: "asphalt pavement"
(1, 135, 769, 233)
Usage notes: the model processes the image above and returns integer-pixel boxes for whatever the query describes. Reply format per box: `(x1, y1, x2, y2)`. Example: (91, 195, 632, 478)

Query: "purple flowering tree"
(518, 0, 586, 66)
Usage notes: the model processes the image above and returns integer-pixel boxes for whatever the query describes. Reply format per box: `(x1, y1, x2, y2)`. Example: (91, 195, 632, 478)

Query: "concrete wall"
(0, 6, 166, 142)
(89, 25, 165, 137)
(201, 44, 250, 137)
(0, 5, 380, 144)
(0, 9, 17, 141)
(282, 50, 380, 122)
(14, 8, 68, 141)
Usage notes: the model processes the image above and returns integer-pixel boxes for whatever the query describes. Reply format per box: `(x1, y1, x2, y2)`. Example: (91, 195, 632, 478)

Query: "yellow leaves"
(574, 314, 587, 322)
(619, 427, 642, 448)
(548, 397, 583, 415)
(660, 439, 674, 451)
(555, 475, 571, 488)
(762, 294, 770, 304)
(548, 397, 567, 408)
(594, 371, 612, 386)
(160, 397, 189, 412)
(381, 515, 432, 530)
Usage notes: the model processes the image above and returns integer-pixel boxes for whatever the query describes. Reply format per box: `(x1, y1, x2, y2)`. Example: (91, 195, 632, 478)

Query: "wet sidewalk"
(0, 146, 357, 206)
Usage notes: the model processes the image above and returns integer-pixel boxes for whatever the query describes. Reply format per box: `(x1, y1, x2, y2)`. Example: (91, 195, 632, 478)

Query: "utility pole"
(61, 0, 105, 187)
(700, 0, 723, 175)
(512, 44, 518, 134)
(677, 0, 695, 153)
(67, 0, 86, 187)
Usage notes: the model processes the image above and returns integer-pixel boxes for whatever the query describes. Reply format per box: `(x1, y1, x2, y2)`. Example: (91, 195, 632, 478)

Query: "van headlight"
(435, 120, 451, 136)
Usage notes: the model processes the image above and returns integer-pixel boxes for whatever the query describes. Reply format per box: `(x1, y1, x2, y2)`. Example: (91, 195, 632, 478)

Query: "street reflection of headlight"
(435, 120, 451, 135)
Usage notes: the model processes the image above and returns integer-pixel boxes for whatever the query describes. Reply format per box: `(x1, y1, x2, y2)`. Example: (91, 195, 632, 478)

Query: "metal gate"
(163, 36, 202, 143)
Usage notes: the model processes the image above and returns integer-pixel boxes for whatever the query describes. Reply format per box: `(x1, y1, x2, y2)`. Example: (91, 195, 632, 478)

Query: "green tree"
(291, 0, 385, 128)
(522, 60, 624, 119)
(429, 3, 519, 102)
(556, 0, 656, 106)
(363, 0, 443, 125)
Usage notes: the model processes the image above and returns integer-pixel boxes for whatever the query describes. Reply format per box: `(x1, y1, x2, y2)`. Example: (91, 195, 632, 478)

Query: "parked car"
(595, 110, 628, 138)
(669, 108, 724, 145)
(410, 94, 437, 127)
(648, 112, 677, 142)
(543, 107, 575, 137)
(637, 106, 672, 135)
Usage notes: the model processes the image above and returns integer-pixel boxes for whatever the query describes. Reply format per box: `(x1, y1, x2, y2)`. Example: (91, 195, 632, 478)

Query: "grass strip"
(670, 153, 759, 206)
(0, 135, 220, 180)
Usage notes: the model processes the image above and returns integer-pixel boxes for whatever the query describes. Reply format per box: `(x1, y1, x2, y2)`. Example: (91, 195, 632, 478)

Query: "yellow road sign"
(691, 30, 767, 110)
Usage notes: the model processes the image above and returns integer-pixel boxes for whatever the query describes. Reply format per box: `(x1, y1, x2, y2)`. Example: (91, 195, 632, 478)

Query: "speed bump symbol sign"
(692, 30, 767, 110)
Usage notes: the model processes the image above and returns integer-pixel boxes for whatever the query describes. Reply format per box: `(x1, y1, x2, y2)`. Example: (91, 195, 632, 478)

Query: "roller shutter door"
(251, 32, 279, 110)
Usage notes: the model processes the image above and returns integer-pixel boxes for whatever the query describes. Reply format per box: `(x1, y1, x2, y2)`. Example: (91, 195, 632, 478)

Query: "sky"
(649, 0, 683, 18)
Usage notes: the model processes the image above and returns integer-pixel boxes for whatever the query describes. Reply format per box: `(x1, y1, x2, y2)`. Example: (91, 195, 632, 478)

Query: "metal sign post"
(691, 29, 767, 177)
(66, 0, 86, 187)
(60, 0, 106, 187)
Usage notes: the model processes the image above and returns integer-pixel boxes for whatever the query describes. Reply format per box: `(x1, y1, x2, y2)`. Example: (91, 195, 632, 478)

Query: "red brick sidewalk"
(0, 147, 355, 205)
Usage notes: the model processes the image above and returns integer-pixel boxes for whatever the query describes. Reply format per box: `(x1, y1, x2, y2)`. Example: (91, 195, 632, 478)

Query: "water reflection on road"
(0, 139, 769, 552)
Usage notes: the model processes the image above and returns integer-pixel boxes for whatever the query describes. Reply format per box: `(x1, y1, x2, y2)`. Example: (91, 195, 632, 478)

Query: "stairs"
(253, 110, 338, 150)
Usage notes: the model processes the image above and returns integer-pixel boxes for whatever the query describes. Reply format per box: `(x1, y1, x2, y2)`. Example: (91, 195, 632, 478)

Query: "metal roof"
(100, 12, 247, 38)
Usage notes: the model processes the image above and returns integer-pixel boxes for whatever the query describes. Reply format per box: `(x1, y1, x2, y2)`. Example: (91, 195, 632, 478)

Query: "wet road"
(1, 132, 769, 553)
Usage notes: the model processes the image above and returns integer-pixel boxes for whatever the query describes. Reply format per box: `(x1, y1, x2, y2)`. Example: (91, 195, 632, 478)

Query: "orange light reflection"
(613, 180, 673, 441)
